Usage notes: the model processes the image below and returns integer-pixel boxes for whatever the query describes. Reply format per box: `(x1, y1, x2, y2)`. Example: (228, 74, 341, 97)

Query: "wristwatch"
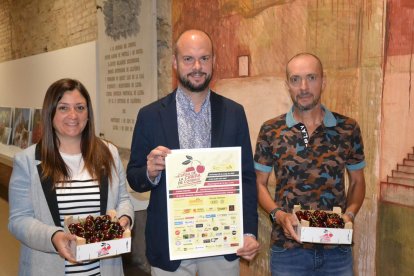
(345, 211, 355, 222)
(269, 207, 284, 224)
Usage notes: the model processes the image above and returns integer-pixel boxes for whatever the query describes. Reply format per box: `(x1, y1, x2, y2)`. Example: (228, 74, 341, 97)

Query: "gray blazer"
(8, 143, 134, 276)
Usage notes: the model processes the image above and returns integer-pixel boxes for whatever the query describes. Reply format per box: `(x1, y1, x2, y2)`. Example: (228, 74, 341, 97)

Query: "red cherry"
(68, 223, 77, 234)
(196, 165, 205, 173)
(85, 215, 95, 223)
(101, 215, 111, 221)
(186, 167, 195, 172)
(295, 211, 305, 221)
(68, 214, 126, 243)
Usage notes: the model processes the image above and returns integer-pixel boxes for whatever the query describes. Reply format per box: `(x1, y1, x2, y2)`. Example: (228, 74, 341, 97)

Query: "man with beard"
(254, 53, 366, 275)
(127, 29, 259, 275)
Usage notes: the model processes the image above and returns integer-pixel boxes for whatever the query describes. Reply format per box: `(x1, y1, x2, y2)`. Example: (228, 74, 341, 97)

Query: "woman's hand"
(119, 215, 131, 229)
(52, 231, 77, 263)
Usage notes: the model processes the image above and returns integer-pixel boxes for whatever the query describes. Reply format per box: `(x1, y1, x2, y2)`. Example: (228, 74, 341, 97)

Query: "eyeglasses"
(181, 55, 212, 66)
(56, 104, 87, 114)
(288, 74, 319, 87)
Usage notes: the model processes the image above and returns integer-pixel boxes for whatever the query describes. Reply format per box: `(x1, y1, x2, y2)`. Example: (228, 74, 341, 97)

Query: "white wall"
(0, 42, 151, 210)
(0, 41, 98, 129)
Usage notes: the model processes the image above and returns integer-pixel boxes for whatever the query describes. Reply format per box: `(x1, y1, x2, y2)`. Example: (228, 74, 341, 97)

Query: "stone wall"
(0, 0, 172, 97)
(0, 0, 12, 61)
(156, 0, 173, 97)
(0, 0, 172, 164)
(0, 0, 97, 62)
(171, 1, 383, 275)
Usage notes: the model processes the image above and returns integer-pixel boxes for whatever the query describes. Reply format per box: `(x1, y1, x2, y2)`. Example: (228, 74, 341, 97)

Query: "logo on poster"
(175, 155, 205, 187)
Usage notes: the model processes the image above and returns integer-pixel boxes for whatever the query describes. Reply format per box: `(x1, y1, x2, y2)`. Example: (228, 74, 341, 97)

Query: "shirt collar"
(176, 87, 211, 112)
(286, 104, 337, 128)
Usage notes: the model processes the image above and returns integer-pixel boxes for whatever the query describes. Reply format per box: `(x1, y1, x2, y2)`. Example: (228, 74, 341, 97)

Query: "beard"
(178, 70, 212, 93)
(292, 93, 321, 111)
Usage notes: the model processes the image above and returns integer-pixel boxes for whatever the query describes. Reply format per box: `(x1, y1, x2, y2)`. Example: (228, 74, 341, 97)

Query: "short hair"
(174, 29, 214, 56)
(286, 52, 324, 79)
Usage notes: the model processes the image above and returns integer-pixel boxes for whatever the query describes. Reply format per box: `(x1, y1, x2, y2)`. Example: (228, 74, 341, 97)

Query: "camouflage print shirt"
(254, 105, 365, 248)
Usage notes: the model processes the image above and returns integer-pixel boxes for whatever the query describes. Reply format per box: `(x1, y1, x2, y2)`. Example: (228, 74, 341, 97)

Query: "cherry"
(196, 165, 205, 173)
(89, 236, 101, 243)
(68, 223, 77, 233)
(295, 210, 345, 228)
(67, 214, 126, 244)
(326, 213, 345, 228)
(102, 222, 110, 231)
(186, 166, 195, 172)
(101, 215, 111, 221)
(102, 231, 113, 241)
(95, 217, 102, 225)
(295, 210, 305, 221)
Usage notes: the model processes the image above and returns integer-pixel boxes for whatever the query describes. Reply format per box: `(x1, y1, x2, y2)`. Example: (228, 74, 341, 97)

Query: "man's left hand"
(236, 235, 260, 261)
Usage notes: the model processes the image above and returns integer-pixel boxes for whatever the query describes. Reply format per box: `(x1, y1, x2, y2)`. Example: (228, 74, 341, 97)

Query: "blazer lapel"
(159, 90, 180, 149)
(35, 145, 61, 227)
(210, 91, 225, 147)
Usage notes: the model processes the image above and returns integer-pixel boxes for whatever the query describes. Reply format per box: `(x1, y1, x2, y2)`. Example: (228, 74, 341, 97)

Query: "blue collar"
(286, 105, 337, 128)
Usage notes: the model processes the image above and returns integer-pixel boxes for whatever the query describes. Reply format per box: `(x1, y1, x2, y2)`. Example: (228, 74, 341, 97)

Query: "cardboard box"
(293, 205, 353, 244)
(64, 211, 131, 262)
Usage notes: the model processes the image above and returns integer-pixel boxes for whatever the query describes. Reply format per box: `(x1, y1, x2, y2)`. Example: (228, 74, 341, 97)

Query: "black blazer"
(126, 90, 258, 272)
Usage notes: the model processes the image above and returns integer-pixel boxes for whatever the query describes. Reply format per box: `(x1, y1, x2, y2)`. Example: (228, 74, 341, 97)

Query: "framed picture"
(12, 108, 32, 149)
(0, 107, 13, 145)
(31, 108, 42, 145)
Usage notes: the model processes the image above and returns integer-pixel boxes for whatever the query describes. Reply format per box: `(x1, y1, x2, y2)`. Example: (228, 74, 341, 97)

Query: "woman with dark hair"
(8, 78, 134, 275)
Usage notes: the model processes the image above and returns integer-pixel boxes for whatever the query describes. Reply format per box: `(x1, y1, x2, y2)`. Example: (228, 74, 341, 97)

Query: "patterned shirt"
(254, 105, 365, 248)
(176, 87, 211, 149)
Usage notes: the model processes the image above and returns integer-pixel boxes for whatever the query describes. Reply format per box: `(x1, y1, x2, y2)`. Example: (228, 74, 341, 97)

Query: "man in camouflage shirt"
(254, 53, 366, 275)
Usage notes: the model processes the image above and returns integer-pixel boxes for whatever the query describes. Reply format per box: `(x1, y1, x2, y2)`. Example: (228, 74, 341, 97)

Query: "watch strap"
(345, 211, 355, 222)
(269, 207, 284, 224)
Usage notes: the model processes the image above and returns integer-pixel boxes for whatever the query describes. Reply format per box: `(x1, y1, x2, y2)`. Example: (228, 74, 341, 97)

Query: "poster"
(165, 147, 244, 260)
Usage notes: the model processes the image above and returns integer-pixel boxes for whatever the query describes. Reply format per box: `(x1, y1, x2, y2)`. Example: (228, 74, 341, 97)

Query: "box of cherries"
(64, 210, 131, 261)
(293, 205, 353, 244)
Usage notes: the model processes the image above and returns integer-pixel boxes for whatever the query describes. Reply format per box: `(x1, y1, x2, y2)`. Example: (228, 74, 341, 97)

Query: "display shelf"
(0, 144, 21, 167)
(0, 144, 17, 200)
(0, 144, 23, 167)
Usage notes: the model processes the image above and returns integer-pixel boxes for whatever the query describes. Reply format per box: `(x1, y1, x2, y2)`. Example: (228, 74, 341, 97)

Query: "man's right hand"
(147, 146, 171, 181)
(276, 211, 301, 243)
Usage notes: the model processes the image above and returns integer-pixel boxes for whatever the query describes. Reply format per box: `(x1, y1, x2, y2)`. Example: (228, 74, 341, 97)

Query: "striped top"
(57, 152, 101, 275)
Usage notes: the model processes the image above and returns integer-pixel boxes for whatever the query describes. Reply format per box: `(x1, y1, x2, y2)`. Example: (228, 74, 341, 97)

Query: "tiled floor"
(0, 197, 19, 276)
